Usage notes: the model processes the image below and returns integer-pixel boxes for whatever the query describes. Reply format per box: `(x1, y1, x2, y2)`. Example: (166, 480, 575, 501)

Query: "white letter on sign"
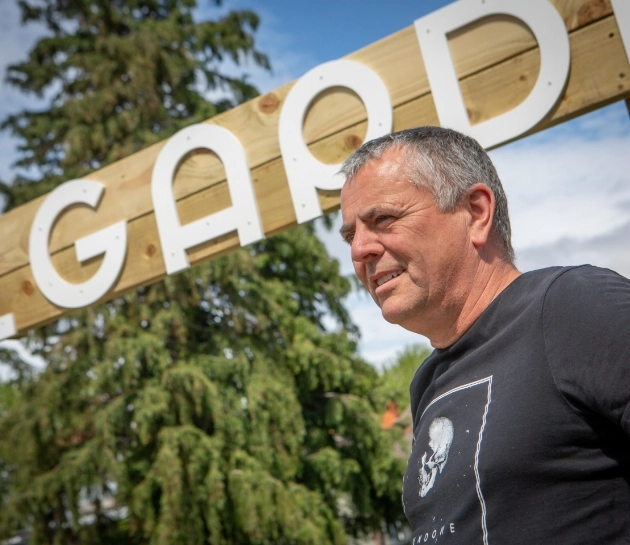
(29, 180, 128, 309)
(415, 0, 570, 149)
(611, 0, 630, 62)
(0, 313, 16, 342)
(152, 123, 264, 275)
(279, 59, 392, 224)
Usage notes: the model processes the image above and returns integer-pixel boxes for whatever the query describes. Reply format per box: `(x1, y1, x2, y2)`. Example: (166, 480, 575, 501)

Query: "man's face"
(340, 148, 472, 339)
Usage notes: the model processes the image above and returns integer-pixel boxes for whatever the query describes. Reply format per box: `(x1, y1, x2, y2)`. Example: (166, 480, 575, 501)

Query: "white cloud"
(491, 104, 630, 252)
(516, 218, 630, 276)
(0, 339, 46, 381)
(491, 102, 630, 274)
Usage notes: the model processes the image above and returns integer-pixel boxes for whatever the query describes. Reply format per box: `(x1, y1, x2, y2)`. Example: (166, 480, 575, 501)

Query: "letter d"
(611, 0, 630, 62)
(415, 0, 570, 149)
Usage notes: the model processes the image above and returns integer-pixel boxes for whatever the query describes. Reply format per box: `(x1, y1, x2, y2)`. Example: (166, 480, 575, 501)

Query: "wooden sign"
(0, 0, 628, 339)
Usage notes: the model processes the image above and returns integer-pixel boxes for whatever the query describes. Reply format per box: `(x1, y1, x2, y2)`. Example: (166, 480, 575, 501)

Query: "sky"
(0, 1, 629, 370)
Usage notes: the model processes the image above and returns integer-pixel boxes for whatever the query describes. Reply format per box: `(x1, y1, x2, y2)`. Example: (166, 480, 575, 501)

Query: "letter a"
(279, 59, 392, 224)
(152, 124, 264, 275)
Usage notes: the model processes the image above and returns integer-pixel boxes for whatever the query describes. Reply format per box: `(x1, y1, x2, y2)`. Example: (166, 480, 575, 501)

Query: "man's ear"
(464, 183, 495, 249)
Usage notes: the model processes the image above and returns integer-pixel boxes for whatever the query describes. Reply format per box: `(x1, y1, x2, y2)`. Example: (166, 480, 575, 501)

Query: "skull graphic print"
(403, 377, 493, 545)
(420, 417, 454, 497)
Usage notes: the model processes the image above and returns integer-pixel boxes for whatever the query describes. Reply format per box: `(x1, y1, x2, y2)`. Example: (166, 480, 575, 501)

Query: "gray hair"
(340, 126, 515, 263)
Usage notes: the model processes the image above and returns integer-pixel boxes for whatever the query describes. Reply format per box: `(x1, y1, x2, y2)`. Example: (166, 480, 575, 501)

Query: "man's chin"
(380, 302, 425, 334)
(380, 304, 404, 326)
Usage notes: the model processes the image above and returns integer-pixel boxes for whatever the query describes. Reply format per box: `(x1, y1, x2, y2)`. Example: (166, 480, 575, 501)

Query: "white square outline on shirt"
(416, 376, 493, 545)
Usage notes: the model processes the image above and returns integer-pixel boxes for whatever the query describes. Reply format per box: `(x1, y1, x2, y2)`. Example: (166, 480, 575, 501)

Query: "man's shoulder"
(520, 264, 584, 287)
(486, 266, 574, 317)
(540, 265, 630, 434)
(542, 264, 630, 308)
(544, 263, 626, 284)
(509, 265, 630, 311)
(499, 266, 572, 299)
(541, 265, 630, 345)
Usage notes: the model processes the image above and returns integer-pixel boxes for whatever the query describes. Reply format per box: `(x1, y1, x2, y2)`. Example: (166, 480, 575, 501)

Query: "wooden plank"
(0, 0, 613, 279)
(461, 16, 630, 133)
(1, 2, 629, 335)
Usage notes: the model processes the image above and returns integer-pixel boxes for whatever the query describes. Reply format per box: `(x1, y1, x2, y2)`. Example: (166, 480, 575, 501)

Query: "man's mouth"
(375, 271, 403, 287)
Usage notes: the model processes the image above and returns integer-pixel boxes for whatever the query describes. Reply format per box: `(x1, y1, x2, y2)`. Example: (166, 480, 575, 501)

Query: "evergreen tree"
(1, 0, 268, 208)
(0, 1, 407, 543)
(377, 344, 432, 413)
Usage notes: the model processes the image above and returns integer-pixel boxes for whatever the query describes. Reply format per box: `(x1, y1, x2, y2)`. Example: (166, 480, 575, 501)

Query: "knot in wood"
(258, 93, 280, 114)
(577, 0, 611, 27)
(345, 134, 363, 150)
(21, 280, 34, 296)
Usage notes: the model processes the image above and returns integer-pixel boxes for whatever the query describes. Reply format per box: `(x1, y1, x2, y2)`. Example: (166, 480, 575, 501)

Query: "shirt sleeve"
(543, 266, 630, 436)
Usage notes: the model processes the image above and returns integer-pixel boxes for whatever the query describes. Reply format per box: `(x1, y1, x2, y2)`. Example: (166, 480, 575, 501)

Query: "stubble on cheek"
(353, 263, 367, 287)
(369, 289, 382, 309)
(353, 262, 382, 308)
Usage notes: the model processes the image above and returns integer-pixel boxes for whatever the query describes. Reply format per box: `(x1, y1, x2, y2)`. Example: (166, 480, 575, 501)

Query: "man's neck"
(430, 259, 521, 349)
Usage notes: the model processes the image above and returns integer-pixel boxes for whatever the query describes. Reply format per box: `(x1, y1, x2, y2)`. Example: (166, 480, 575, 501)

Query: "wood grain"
(0, 0, 614, 278)
(0, 0, 628, 335)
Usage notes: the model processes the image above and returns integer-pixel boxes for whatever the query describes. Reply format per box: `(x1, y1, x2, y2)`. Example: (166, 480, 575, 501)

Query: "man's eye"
(343, 234, 354, 244)
(376, 215, 392, 224)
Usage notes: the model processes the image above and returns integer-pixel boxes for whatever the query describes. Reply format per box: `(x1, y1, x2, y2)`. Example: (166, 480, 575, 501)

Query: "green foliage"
(377, 344, 432, 412)
(1, 0, 269, 209)
(0, 1, 407, 542)
(0, 227, 406, 544)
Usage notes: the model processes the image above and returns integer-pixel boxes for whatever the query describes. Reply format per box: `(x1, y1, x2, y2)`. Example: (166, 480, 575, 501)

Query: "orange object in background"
(381, 401, 400, 429)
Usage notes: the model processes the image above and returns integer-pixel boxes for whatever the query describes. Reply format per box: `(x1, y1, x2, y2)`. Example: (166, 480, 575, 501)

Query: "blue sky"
(1, 1, 629, 369)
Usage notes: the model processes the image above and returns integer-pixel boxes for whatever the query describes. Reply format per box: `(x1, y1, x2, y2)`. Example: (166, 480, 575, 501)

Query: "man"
(339, 127, 630, 544)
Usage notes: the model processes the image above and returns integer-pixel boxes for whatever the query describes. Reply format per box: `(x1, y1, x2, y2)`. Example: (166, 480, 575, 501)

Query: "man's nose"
(351, 226, 383, 263)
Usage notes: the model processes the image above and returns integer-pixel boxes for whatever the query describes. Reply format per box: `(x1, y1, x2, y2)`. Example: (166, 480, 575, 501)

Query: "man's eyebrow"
(339, 207, 383, 240)
(360, 207, 379, 221)
(339, 223, 354, 239)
